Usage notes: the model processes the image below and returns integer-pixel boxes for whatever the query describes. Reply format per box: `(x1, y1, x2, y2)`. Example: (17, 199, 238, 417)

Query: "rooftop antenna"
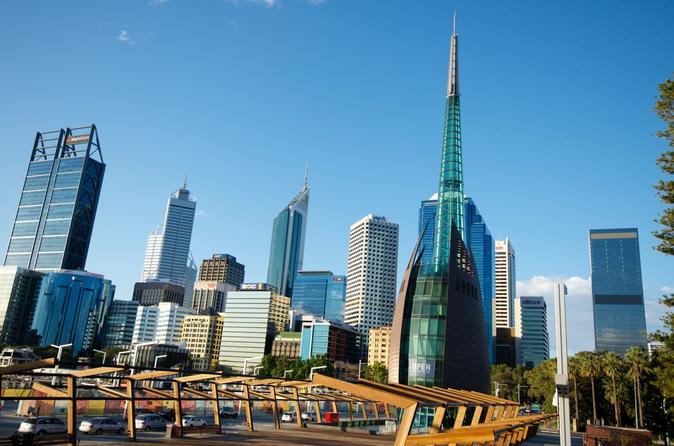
(453, 10, 456, 36)
(183, 174, 188, 189)
(304, 162, 309, 189)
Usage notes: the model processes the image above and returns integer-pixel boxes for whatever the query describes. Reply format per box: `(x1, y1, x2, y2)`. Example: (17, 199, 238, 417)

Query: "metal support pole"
(210, 383, 221, 432)
(173, 381, 183, 436)
(372, 401, 380, 419)
(312, 400, 322, 423)
(291, 387, 303, 428)
(125, 379, 137, 441)
(66, 376, 76, 446)
(241, 384, 254, 432)
(347, 401, 354, 421)
(554, 283, 571, 446)
(269, 386, 280, 430)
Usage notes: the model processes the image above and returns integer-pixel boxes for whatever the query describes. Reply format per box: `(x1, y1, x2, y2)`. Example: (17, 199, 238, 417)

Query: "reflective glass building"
(464, 197, 495, 364)
(391, 19, 489, 392)
(4, 125, 105, 272)
(0, 266, 44, 346)
(30, 270, 115, 354)
(292, 271, 346, 323)
(99, 300, 139, 349)
(418, 195, 438, 268)
(589, 228, 648, 354)
(299, 319, 359, 363)
(267, 180, 309, 298)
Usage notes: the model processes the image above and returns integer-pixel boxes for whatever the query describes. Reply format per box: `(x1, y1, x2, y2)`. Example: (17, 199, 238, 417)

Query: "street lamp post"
(253, 366, 263, 376)
(283, 369, 294, 379)
(517, 384, 529, 405)
(50, 343, 73, 386)
(242, 355, 263, 375)
(307, 366, 327, 412)
(154, 354, 167, 369)
(93, 349, 107, 365)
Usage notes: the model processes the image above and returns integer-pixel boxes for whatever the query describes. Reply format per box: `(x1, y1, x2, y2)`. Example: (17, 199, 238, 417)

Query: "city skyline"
(1, 1, 673, 355)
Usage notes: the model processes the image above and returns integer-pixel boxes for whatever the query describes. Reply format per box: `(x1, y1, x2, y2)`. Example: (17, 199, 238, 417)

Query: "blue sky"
(1, 0, 672, 353)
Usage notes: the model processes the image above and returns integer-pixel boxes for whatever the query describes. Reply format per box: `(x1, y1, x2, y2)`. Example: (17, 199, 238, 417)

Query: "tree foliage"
(362, 362, 388, 383)
(258, 354, 333, 380)
(654, 73, 674, 255)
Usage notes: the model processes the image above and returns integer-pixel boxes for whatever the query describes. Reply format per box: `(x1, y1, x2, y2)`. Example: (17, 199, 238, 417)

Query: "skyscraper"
(589, 228, 648, 354)
(418, 194, 438, 267)
(191, 281, 236, 314)
(514, 296, 549, 367)
(0, 266, 44, 346)
(99, 300, 139, 349)
(494, 239, 516, 332)
(141, 183, 196, 289)
(464, 197, 495, 364)
(218, 284, 290, 373)
(344, 214, 399, 358)
(30, 270, 115, 354)
(267, 178, 309, 298)
(5, 125, 105, 272)
(418, 196, 495, 364)
(390, 17, 489, 392)
(292, 271, 346, 323)
(199, 254, 245, 286)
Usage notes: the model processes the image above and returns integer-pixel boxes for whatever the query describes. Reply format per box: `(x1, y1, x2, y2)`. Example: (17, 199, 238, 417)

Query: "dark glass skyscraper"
(292, 271, 346, 323)
(267, 179, 309, 298)
(4, 125, 105, 272)
(418, 195, 438, 268)
(391, 18, 489, 392)
(589, 228, 648, 354)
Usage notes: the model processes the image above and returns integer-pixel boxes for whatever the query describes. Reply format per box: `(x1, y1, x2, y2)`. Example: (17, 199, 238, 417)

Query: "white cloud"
(150, 0, 169, 4)
(661, 286, 674, 294)
(116, 30, 136, 45)
(304, 0, 326, 4)
(195, 210, 210, 218)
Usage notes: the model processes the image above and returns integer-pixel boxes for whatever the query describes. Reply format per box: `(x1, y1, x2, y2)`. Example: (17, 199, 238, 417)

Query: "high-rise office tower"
(418, 194, 438, 268)
(218, 283, 290, 373)
(132, 302, 194, 345)
(589, 228, 648, 354)
(0, 266, 44, 346)
(180, 313, 225, 370)
(183, 255, 198, 308)
(390, 17, 489, 392)
(191, 281, 236, 314)
(514, 296, 549, 367)
(494, 239, 516, 332)
(5, 125, 105, 272)
(292, 271, 346, 323)
(464, 197, 495, 364)
(418, 196, 495, 365)
(199, 254, 245, 286)
(267, 178, 309, 298)
(132, 281, 185, 306)
(30, 270, 115, 354)
(141, 183, 196, 289)
(99, 300, 139, 349)
(345, 214, 399, 358)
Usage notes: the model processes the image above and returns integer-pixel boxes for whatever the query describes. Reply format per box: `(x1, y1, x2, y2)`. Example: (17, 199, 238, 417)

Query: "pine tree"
(654, 74, 674, 255)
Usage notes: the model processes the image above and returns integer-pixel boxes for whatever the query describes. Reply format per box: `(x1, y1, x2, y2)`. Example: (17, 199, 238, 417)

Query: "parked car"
(301, 412, 316, 422)
(280, 412, 296, 423)
(134, 414, 167, 432)
(181, 416, 207, 427)
(79, 417, 125, 435)
(219, 407, 238, 419)
(136, 408, 154, 415)
(18, 417, 67, 435)
(157, 408, 175, 421)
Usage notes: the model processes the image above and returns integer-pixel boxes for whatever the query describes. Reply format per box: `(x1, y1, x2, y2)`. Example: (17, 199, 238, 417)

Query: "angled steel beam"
(0, 358, 56, 375)
(71, 366, 124, 378)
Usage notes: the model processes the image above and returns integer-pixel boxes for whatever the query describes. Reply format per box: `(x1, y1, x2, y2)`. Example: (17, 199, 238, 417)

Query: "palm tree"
(576, 351, 599, 424)
(625, 347, 649, 427)
(602, 351, 623, 426)
(568, 356, 581, 429)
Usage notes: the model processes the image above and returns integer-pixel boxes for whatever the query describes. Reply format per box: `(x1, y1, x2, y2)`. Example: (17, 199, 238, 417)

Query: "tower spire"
(304, 161, 309, 189)
(447, 11, 459, 97)
(183, 174, 188, 190)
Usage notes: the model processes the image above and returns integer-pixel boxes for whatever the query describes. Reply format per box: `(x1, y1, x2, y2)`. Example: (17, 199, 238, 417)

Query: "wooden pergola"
(0, 358, 554, 446)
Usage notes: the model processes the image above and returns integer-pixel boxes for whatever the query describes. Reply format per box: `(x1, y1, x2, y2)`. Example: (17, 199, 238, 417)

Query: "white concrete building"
(494, 238, 516, 333)
(132, 302, 194, 345)
(344, 214, 398, 358)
